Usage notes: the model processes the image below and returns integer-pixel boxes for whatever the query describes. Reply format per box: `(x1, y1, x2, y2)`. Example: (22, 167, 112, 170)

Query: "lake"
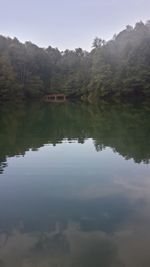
(0, 101, 150, 267)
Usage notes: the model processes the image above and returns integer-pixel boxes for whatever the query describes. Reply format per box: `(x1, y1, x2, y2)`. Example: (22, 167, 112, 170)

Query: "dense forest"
(0, 21, 150, 101)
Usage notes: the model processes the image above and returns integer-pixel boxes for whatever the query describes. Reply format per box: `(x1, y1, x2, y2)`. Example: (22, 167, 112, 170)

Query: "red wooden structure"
(44, 94, 66, 102)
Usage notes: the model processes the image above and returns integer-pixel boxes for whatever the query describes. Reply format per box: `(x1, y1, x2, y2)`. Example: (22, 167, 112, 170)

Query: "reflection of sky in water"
(1, 139, 150, 200)
(0, 138, 150, 265)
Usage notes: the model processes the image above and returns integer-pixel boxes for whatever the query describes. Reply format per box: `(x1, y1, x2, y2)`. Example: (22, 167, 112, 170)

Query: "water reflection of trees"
(0, 102, 150, 173)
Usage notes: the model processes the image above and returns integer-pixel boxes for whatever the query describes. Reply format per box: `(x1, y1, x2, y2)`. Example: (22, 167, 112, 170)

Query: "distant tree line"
(0, 21, 150, 101)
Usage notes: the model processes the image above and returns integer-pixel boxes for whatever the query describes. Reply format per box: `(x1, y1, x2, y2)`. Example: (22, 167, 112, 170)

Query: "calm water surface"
(0, 102, 150, 267)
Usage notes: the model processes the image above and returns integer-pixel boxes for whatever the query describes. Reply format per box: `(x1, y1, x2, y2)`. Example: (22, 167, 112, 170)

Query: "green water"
(0, 102, 150, 267)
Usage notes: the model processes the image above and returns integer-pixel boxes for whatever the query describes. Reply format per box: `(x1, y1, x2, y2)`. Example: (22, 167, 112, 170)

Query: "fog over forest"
(0, 21, 150, 101)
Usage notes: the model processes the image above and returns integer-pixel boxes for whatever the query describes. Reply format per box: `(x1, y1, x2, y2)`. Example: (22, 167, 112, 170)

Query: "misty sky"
(0, 0, 150, 51)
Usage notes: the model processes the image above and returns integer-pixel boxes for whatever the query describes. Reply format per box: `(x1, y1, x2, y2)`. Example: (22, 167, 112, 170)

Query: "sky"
(0, 0, 150, 51)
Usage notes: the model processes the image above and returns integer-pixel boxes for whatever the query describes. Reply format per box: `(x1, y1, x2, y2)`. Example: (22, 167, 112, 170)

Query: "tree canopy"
(0, 21, 150, 101)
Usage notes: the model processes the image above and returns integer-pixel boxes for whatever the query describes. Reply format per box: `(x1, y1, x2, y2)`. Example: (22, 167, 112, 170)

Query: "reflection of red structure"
(44, 94, 66, 102)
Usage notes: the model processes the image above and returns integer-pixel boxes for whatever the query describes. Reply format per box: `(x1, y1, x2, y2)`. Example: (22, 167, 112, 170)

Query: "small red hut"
(44, 93, 66, 102)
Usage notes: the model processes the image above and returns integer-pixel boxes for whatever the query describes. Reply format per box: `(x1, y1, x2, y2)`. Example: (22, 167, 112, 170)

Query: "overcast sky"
(0, 0, 150, 51)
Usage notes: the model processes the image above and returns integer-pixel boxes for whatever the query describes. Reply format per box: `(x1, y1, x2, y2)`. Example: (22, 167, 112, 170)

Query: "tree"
(0, 56, 21, 100)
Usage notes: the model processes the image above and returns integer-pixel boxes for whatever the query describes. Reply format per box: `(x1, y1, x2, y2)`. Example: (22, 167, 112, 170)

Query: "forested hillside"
(0, 21, 150, 101)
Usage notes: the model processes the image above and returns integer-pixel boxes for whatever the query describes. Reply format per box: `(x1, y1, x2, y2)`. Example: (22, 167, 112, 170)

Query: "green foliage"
(0, 21, 150, 101)
(0, 56, 20, 100)
(89, 21, 150, 99)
